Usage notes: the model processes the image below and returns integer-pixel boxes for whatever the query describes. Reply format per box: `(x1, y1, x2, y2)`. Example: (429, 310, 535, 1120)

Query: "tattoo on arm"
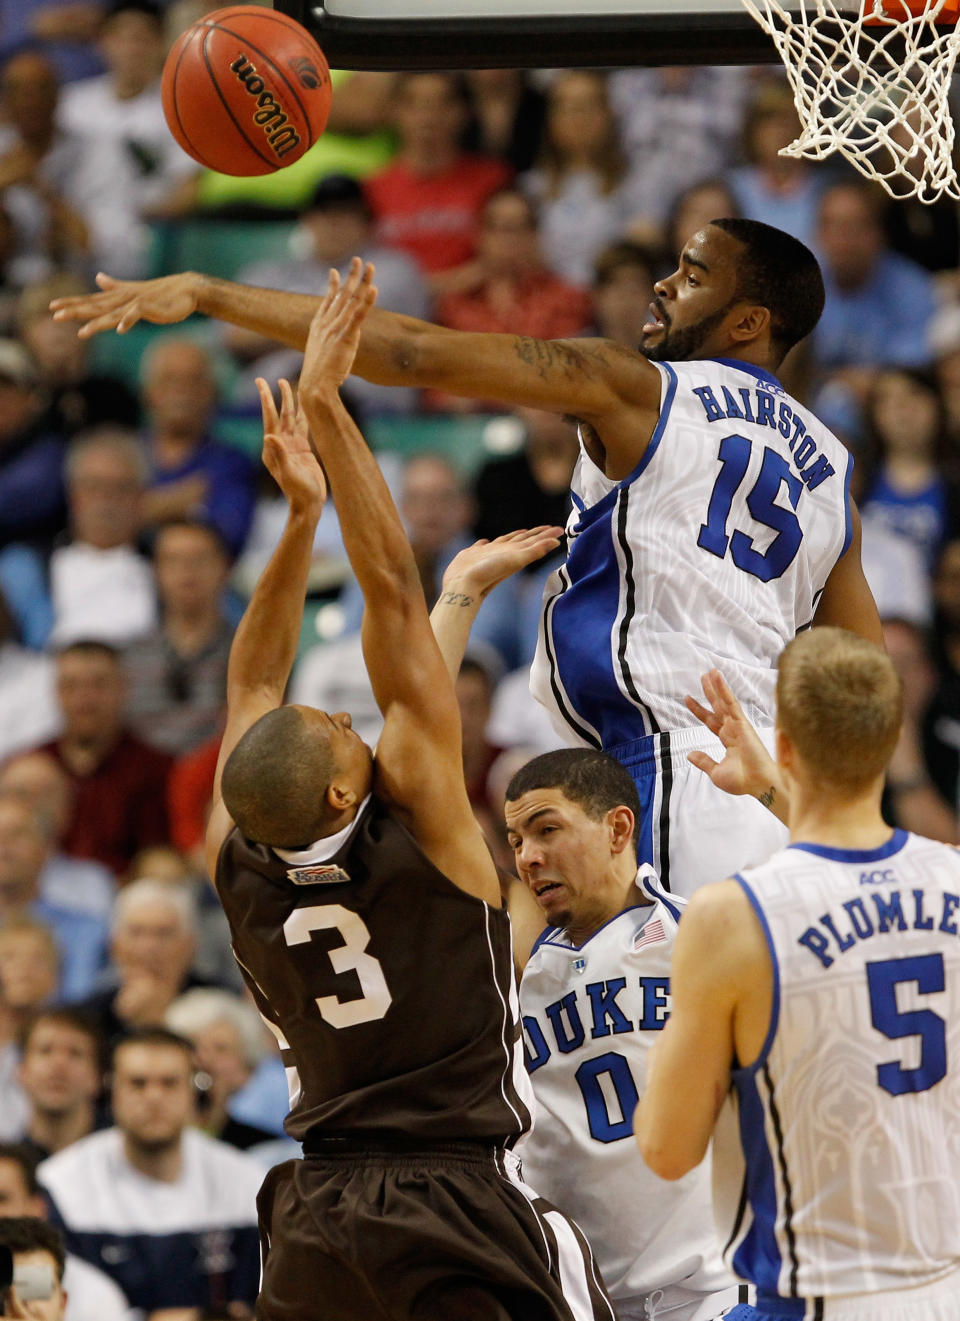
(758, 786, 777, 809)
(514, 337, 594, 381)
(437, 591, 475, 608)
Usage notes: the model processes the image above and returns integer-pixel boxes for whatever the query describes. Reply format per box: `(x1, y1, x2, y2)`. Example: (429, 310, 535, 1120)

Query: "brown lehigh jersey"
(215, 795, 534, 1146)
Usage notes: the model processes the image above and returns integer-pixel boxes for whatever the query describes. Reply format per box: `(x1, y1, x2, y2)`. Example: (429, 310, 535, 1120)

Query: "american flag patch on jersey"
(633, 918, 666, 950)
(286, 864, 352, 886)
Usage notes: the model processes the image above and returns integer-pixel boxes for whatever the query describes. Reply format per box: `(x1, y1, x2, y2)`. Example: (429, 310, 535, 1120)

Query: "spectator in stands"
(608, 65, 749, 242)
(0, 51, 91, 286)
(225, 173, 429, 417)
(727, 78, 827, 247)
(432, 187, 592, 406)
(365, 73, 511, 291)
(48, 426, 155, 648)
(0, 204, 25, 334)
(139, 336, 257, 556)
(0, 917, 58, 1138)
(0, 0, 107, 86)
(125, 844, 240, 993)
(38, 640, 172, 875)
(661, 176, 740, 272)
(56, 0, 199, 278)
(0, 337, 69, 554)
(166, 731, 221, 874)
(463, 69, 546, 175)
(0, 805, 108, 1001)
(812, 179, 937, 385)
(929, 300, 960, 445)
(0, 752, 115, 920)
(919, 539, 960, 819)
(15, 1010, 103, 1164)
(337, 451, 525, 669)
(16, 274, 139, 437)
(858, 368, 958, 571)
(473, 406, 576, 545)
(589, 239, 657, 348)
(882, 615, 959, 844)
(0, 1216, 70, 1321)
(0, 589, 58, 765)
(522, 71, 652, 287)
(457, 655, 503, 818)
(165, 988, 276, 1150)
(76, 878, 206, 1043)
(124, 518, 233, 757)
(39, 1028, 262, 1315)
(0, 1148, 130, 1321)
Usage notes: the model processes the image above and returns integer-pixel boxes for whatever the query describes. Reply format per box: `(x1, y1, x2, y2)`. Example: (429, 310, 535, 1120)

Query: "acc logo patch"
(286, 863, 352, 886)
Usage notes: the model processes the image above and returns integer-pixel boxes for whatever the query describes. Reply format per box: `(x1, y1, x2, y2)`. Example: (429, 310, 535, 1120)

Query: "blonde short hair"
(777, 628, 902, 794)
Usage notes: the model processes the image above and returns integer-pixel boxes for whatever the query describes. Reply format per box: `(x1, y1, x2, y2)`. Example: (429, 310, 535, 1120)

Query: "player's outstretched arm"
(298, 260, 501, 903)
(204, 378, 327, 878)
(428, 528, 563, 681)
(685, 669, 790, 827)
(51, 268, 662, 472)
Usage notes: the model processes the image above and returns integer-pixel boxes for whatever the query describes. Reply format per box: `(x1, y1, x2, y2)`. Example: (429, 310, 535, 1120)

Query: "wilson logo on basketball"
(289, 56, 323, 90)
(230, 54, 301, 159)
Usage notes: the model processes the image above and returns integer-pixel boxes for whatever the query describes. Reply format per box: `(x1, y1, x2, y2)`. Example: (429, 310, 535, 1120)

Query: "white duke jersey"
(531, 357, 853, 750)
(719, 831, 960, 1304)
(517, 869, 734, 1312)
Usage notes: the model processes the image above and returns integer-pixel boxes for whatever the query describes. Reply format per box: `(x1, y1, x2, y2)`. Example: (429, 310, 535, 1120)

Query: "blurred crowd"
(2, 0, 960, 1317)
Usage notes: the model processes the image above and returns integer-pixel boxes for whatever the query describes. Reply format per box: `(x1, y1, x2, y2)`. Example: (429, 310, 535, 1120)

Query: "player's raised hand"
(441, 527, 565, 600)
(49, 271, 201, 338)
(299, 258, 377, 395)
(685, 669, 779, 801)
(257, 377, 327, 517)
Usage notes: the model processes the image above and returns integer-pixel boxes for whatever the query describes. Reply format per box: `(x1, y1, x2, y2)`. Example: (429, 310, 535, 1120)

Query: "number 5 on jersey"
(284, 904, 393, 1028)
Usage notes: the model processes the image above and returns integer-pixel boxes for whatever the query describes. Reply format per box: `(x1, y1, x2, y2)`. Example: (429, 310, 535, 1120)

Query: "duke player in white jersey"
(504, 747, 755, 1321)
(636, 628, 960, 1321)
(49, 218, 882, 896)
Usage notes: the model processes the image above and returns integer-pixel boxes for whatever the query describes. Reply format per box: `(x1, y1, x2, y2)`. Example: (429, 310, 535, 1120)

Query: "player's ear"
(608, 805, 635, 854)
(326, 779, 357, 813)
(729, 303, 770, 345)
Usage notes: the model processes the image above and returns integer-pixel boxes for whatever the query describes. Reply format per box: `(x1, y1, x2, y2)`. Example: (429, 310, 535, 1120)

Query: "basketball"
(162, 6, 332, 176)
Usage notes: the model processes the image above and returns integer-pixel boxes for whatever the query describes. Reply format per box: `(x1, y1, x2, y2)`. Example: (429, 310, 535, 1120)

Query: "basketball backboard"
(273, 0, 797, 69)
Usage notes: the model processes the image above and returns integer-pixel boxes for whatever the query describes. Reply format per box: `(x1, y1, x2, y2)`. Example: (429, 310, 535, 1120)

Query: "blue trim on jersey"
(839, 446, 854, 559)
(550, 498, 657, 745)
(530, 925, 561, 955)
(728, 873, 787, 1295)
(637, 872, 683, 925)
(729, 1063, 786, 1293)
(535, 903, 652, 952)
(709, 358, 784, 391)
(788, 829, 908, 864)
(732, 875, 781, 1072)
(631, 361, 678, 481)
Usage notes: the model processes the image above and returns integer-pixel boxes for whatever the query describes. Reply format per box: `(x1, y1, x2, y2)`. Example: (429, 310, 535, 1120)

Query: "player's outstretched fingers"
(687, 749, 720, 778)
(685, 693, 721, 735)
(255, 377, 280, 435)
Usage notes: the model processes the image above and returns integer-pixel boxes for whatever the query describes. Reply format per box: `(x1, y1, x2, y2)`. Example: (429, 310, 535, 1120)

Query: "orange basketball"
(162, 6, 332, 176)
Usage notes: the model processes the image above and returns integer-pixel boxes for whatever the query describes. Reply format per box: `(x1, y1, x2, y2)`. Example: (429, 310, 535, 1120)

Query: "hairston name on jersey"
(798, 884, 960, 969)
(692, 383, 837, 493)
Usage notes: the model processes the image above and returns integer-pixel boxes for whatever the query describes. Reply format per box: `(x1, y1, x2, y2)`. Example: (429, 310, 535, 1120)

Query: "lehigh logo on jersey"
(286, 863, 352, 886)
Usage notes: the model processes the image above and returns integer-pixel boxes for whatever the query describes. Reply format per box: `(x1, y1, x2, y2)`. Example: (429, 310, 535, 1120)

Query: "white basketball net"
(739, 0, 960, 200)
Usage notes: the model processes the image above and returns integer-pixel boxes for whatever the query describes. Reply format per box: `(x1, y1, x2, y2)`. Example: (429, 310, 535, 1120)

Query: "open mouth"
(642, 302, 667, 336)
(533, 880, 563, 904)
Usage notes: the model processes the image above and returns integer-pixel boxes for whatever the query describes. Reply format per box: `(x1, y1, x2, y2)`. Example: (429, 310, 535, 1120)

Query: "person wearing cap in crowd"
(223, 173, 431, 417)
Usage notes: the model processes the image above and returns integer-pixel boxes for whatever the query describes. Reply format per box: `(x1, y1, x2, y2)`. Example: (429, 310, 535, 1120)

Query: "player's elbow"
(634, 1122, 697, 1181)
